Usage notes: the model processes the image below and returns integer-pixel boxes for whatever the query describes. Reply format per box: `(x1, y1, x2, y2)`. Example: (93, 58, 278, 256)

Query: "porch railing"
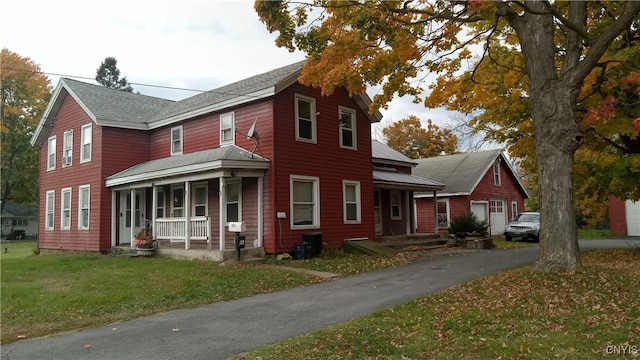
(155, 217, 210, 242)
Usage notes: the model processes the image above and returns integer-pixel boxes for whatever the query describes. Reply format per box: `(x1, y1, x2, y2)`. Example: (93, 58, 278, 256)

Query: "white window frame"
(437, 199, 451, 229)
(193, 183, 209, 217)
(61, 187, 72, 230)
(511, 201, 518, 220)
(220, 112, 235, 146)
(493, 160, 501, 186)
(45, 190, 55, 230)
(339, 106, 357, 150)
(156, 190, 166, 218)
(390, 191, 402, 220)
(171, 126, 183, 155)
(78, 185, 90, 230)
(225, 180, 242, 223)
(80, 123, 92, 163)
(62, 130, 73, 167)
(343, 180, 361, 224)
(47, 136, 56, 171)
(295, 94, 317, 143)
(171, 186, 184, 217)
(291, 175, 320, 228)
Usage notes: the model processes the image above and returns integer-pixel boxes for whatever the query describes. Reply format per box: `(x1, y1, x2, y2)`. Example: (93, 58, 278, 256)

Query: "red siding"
(609, 196, 627, 237)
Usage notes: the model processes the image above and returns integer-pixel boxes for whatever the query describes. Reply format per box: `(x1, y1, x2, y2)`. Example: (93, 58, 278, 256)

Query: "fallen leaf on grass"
(17, 334, 27, 339)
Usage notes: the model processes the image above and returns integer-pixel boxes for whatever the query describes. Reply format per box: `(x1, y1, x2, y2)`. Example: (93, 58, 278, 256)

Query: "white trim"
(294, 93, 317, 143)
(493, 161, 502, 186)
(390, 190, 402, 220)
(220, 112, 235, 146)
(192, 182, 209, 217)
(225, 179, 242, 223)
(436, 198, 451, 229)
(47, 136, 56, 171)
(45, 190, 55, 230)
(80, 123, 92, 163)
(511, 201, 518, 220)
(78, 185, 90, 230)
(61, 187, 72, 230)
(343, 180, 361, 224)
(290, 175, 320, 229)
(62, 129, 73, 167)
(338, 106, 357, 150)
(171, 126, 183, 155)
(171, 185, 185, 217)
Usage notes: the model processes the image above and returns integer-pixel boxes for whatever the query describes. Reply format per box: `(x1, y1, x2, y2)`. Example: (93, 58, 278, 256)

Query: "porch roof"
(373, 169, 444, 191)
(106, 145, 269, 187)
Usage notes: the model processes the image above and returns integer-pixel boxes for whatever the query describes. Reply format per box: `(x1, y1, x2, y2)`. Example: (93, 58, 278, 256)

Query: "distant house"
(412, 149, 529, 236)
(1, 203, 38, 238)
(30, 61, 441, 257)
(609, 196, 640, 237)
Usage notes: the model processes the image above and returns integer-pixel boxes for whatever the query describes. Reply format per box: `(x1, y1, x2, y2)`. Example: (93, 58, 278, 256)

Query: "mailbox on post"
(228, 222, 246, 260)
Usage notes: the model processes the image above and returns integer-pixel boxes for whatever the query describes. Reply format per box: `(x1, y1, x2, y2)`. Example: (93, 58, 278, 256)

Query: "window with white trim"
(193, 184, 208, 217)
(46, 190, 55, 230)
(339, 107, 356, 149)
(80, 124, 92, 163)
(295, 94, 316, 143)
(172, 186, 184, 217)
(220, 112, 234, 145)
(156, 191, 165, 218)
(390, 191, 402, 220)
(291, 176, 319, 227)
(171, 126, 183, 155)
(493, 160, 501, 186)
(61, 187, 71, 230)
(343, 180, 361, 223)
(62, 130, 73, 167)
(225, 181, 241, 223)
(78, 185, 90, 229)
(437, 199, 450, 228)
(47, 136, 56, 170)
(511, 201, 518, 220)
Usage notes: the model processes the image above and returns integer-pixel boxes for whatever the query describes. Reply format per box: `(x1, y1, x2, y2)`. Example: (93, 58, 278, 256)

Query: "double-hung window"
(225, 181, 241, 223)
(61, 188, 71, 230)
(437, 199, 450, 228)
(343, 181, 361, 223)
(156, 191, 165, 218)
(295, 94, 316, 143)
(291, 176, 319, 228)
(339, 107, 356, 149)
(45, 190, 55, 230)
(47, 136, 56, 170)
(390, 191, 402, 220)
(193, 184, 208, 217)
(220, 112, 234, 145)
(78, 185, 90, 229)
(493, 160, 501, 186)
(171, 126, 183, 155)
(62, 130, 73, 167)
(80, 124, 92, 163)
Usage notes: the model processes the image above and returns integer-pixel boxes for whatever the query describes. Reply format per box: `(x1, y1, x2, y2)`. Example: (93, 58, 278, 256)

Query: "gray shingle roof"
(372, 140, 417, 166)
(413, 149, 503, 195)
(373, 170, 444, 190)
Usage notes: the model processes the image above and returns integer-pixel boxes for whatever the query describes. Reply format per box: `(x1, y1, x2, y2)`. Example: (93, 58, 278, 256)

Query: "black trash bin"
(293, 243, 306, 260)
(303, 232, 322, 258)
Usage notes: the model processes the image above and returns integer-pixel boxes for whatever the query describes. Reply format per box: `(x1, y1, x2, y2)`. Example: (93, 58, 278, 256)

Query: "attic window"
(493, 159, 501, 186)
(47, 136, 56, 171)
(62, 130, 73, 167)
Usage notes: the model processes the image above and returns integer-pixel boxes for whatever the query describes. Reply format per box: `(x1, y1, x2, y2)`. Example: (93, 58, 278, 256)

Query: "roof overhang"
(373, 170, 444, 192)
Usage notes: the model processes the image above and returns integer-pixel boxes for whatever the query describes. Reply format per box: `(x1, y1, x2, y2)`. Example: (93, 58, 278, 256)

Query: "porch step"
(376, 237, 448, 250)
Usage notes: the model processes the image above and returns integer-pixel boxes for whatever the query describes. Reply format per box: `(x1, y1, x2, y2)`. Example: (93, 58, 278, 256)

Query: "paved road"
(2, 239, 638, 360)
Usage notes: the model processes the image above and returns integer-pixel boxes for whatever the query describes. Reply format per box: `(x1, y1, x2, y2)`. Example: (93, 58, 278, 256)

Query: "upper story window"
(62, 130, 73, 167)
(339, 107, 356, 150)
(61, 187, 71, 230)
(390, 191, 402, 220)
(343, 180, 361, 223)
(78, 185, 90, 230)
(171, 126, 183, 155)
(295, 94, 316, 143)
(47, 136, 56, 171)
(493, 160, 501, 186)
(80, 123, 92, 163)
(45, 190, 55, 230)
(291, 175, 320, 228)
(220, 112, 235, 145)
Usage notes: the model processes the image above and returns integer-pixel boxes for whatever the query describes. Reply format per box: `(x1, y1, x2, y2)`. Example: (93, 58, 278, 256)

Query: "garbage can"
(303, 232, 322, 258)
(293, 243, 306, 260)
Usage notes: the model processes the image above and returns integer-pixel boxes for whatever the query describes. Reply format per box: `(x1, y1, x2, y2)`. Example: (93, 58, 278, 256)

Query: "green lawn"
(0, 240, 38, 260)
(578, 228, 612, 239)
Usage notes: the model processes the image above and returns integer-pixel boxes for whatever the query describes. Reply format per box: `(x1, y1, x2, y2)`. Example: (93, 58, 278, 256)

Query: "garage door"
(626, 200, 640, 236)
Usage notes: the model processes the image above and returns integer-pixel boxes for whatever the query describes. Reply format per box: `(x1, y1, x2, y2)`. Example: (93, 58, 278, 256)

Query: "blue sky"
(2, 0, 458, 139)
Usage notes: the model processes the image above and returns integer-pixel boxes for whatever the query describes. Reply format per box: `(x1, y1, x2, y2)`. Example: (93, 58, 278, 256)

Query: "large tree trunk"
(512, 1, 583, 272)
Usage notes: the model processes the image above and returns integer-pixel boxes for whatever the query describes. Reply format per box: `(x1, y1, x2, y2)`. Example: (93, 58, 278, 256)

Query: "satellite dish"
(247, 119, 257, 139)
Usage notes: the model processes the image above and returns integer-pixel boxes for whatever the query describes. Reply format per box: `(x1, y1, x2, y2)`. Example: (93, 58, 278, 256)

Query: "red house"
(30, 61, 441, 258)
(609, 196, 640, 237)
(412, 150, 529, 236)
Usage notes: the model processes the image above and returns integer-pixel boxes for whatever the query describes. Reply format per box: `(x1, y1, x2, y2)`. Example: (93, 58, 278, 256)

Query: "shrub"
(448, 212, 488, 237)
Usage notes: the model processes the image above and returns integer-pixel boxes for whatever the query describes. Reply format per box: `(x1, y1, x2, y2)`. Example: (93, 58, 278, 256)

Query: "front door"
(374, 190, 382, 235)
(120, 190, 146, 244)
(489, 199, 506, 235)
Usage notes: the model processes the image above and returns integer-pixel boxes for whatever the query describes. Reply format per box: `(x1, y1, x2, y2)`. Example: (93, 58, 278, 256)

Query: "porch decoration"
(134, 228, 155, 256)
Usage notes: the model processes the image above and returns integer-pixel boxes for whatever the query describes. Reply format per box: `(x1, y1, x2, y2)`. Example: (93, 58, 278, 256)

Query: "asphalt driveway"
(2, 238, 638, 360)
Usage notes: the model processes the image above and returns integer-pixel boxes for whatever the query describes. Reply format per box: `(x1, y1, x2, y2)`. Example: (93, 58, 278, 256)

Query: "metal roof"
(371, 140, 417, 167)
(373, 170, 444, 191)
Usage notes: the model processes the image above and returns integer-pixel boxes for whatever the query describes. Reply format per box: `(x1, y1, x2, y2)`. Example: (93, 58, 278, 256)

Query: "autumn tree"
(95, 56, 133, 92)
(256, 0, 640, 272)
(383, 116, 457, 159)
(1, 48, 51, 212)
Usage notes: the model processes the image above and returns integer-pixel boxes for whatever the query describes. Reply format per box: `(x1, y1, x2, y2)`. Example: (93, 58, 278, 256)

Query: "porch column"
(405, 191, 411, 235)
(152, 185, 157, 241)
(111, 191, 117, 247)
(219, 177, 227, 251)
(184, 181, 191, 250)
(257, 176, 263, 247)
(130, 188, 135, 248)
(433, 190, 438, 234)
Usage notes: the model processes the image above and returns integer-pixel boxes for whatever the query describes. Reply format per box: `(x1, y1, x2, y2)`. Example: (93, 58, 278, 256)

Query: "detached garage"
(609, 196, 640, 237)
